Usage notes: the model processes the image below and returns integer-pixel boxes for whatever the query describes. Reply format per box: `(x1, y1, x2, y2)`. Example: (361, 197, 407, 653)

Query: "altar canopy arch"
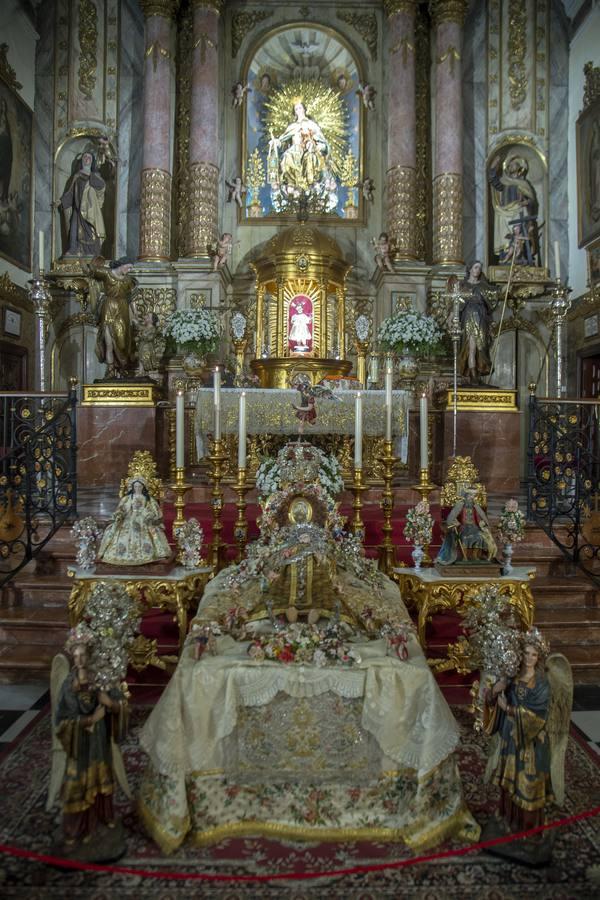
(243, 25, 363, 222)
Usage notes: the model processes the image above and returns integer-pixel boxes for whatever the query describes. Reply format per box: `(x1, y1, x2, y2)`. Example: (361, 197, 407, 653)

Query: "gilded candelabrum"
(234, 467, 250, 561)
(377, 439, 397, 575)
(208, 437, 228, 571)
(351, 467, 366, 543)
(412, 467, 437, 565)
(170, 466, 192, 532)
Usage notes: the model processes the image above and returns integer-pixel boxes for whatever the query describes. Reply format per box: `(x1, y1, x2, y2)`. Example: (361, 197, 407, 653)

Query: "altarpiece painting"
(0, 73, 32, 271)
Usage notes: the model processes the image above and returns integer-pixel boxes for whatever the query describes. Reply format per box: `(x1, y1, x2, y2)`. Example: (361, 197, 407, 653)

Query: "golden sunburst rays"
(263, 79, 349, 178)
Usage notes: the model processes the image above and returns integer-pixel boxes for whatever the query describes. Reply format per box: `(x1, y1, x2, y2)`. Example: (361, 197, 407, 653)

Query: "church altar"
(194, 387, 410, 462)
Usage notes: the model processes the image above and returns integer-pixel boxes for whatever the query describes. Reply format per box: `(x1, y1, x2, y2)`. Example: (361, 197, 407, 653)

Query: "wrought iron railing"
(0, 387, 77, 586)
(527, 393, 600, 583)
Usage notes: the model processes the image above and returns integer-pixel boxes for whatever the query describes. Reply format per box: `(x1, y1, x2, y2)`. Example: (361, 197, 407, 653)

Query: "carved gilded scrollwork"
(387, 165, 417, 259)
(432, 173, 463, 265)
(186, 162, 219, 258)
(139, 168, 172, 261)
(0, 43, 22, 91)
(139, 0, 180, 18)
(132, 287, 177, 329)
(231, 11, 273, 58)
(78, 0, 98, 100)
(584, 61, 600, 109)
(507, 0, 527, 109)
(429, 0, 467, 26)
(336, 12, 378, 61)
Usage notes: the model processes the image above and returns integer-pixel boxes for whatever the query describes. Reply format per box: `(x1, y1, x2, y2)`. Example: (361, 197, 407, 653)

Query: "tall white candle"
(238, 391, 247, 469)
(175, 389, 185, 469)
(554, 240, 561, 281)
(354, 391, 363, 469)
(385, 367, 393, 441)
(419, 391, 429, 470)
(213, 366, 221, 407)
(39, 230, 44, 273)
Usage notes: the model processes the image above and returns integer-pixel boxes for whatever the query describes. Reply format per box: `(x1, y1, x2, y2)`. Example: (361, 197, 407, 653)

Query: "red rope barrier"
(0, 804, 599, 883)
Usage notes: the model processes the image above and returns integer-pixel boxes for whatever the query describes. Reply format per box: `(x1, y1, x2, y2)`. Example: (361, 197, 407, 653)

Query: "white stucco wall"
(567, 2, 600, 298)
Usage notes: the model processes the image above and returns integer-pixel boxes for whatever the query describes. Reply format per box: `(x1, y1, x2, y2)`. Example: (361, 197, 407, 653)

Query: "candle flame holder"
(171, 466, 192, 533)
(234, 467, 250, 561)
(208, 436, 228, 572)
(377, 439, 397, 575)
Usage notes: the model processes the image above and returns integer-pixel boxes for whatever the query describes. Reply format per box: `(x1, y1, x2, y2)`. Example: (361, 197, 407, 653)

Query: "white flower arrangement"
(377, 311, 442, 357)
(163, 308, 220, 355)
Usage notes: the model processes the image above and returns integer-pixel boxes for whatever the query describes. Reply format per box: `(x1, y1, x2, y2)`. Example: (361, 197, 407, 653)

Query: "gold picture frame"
(588, 238, 600, 288)
(576, 95, 600, 249)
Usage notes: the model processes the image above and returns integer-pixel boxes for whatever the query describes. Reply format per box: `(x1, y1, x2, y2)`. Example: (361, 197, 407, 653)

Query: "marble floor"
(1, 681, 599, 760)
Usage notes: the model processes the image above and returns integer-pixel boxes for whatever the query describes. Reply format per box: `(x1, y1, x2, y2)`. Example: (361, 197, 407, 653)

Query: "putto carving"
(336, 11, 378, 61)
(231, 11, 273, 58)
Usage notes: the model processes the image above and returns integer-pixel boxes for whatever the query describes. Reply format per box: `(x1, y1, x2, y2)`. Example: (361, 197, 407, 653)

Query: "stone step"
(0, 605, 69, 646)
(0, 642, 57, 683)
(530, 576, 599, 609)
(2, 575, 73, 607)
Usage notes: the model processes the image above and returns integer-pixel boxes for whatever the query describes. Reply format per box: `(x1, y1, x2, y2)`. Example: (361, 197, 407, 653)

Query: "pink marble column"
(385, 1, 418, 260)
(186, 0, 222, 258)
(139, 0, 179, 261)
(431, 0, 467, 265)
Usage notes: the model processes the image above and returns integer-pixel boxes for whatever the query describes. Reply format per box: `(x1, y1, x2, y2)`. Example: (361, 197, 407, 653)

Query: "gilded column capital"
(429, 0, 467, 26)
(139, 0, 180, 20)
(192, 0, 224, 12)
(383, 0, 416, 17)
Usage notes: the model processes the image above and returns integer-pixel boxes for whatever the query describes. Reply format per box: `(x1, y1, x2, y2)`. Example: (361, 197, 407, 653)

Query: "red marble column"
(385, 1, 418, 260)
(138, 0, 179, 261)
(186, 0, 222, 258)
(431, 0, 467, 265)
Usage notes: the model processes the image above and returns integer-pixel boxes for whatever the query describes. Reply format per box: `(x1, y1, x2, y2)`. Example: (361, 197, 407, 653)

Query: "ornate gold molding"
(185, 162, 219, 258)
(429, 0, 467, 26)
(0, 272, 28, 304)
(584, 61, 600, 109)
(78, 0, 98, 100)
(508, 0, 527, 109)
(390, 37, 414, 67)
(139, 0, 180, 19)
(383, 0, 416, 16)
(0, 43, 22, 91)
(387, 166, 417, 260)
(436, 45, 460, 76)
(432, 172, 463, 265)
(132, 287, 177, 329)
(231, 11, 273, 58)
(192, 0, 224, 12)
(139, 168, 172, 261)
(145, 41, 173, 71)
(336, 12, 378, 61)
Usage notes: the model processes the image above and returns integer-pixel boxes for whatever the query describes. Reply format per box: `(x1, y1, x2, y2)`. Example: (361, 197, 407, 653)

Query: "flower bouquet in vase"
(163, 308, 220, 375)
(377, 311, 442, 386)
(403, 500, 434, 570)
(497, 499, 526, 575)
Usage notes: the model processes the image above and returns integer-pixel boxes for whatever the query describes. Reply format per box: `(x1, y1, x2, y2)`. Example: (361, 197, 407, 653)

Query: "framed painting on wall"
(577, 95, 600, 249)
(3, 305, 21, 337)
(0, 69, 33, 270)
(588, 239, 600, 289)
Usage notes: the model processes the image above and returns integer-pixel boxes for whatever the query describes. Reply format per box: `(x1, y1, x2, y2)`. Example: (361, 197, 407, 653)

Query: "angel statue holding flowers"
(483, 627, 572, 856)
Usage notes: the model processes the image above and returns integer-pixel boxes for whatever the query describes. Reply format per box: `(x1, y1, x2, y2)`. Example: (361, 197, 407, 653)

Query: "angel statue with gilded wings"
(483, 627, 572, 857)
(291, 373, 340, 435)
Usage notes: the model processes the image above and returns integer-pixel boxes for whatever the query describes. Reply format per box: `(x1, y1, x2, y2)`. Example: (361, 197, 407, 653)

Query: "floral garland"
(71, 516, 102, 570)
(497, 498, 526, 545)
(174, 517, 204, 568)
(461, 584, 521, 680)
(403, 500, 434, 547)
(163, 308, 220, 356)
(77, 582, 141, 690)
(377, 311, 442, 357)
(256, 445, 344, 501)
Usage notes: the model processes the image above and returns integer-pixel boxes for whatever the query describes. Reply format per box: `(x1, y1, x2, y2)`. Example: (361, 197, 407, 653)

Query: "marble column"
(385, 1, 418, 261)
(430, 0, 467, 266)
(138, 0, 179, 261)
(186, 0, 222, 258)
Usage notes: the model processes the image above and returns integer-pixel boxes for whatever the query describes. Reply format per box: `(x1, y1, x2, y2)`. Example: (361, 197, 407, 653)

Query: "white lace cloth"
(140, 631, 460, 780)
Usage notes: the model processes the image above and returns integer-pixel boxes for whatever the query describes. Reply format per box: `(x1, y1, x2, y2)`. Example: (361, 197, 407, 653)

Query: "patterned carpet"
(0, 705, 599, 899)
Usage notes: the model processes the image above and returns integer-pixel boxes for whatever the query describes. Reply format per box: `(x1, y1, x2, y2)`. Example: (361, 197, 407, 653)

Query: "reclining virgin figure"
(138, 443, 479, 852)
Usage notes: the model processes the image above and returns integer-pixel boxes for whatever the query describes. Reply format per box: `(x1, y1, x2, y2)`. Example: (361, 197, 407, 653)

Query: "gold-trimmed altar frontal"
(81, 383, 160, 406)
(442, 388, 518, 412)
(396, 566, 535, 663)
(67, 566, 213, 669)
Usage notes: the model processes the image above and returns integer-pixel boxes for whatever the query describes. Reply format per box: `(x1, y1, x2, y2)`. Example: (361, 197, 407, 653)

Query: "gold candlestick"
(377, 439, 397, 575)
(234, 467, 250, 561)
(208, 437, 228, 572)
(171, 466, 192, 531)
(411, 466, 436, 565)
(351, 467, 366, 542)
